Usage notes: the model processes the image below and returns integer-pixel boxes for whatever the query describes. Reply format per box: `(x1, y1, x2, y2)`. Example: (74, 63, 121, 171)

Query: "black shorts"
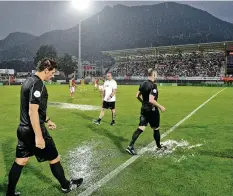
(16, 124, 58, 162)
(102, 101, 115, 110)
(139, 107, 160, 129)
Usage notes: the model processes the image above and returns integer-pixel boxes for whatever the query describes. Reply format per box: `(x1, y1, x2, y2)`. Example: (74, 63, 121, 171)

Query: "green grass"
(0, 85, 232, 196)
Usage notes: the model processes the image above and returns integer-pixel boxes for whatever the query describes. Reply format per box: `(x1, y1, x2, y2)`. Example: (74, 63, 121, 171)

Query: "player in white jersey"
(94, 72, 117, 126)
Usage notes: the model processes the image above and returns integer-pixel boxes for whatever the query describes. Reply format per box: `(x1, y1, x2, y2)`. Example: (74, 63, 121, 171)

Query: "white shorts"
(99, 85, 104, 91)
(95, 83, 98, 88)
(70, 87, 75, 93)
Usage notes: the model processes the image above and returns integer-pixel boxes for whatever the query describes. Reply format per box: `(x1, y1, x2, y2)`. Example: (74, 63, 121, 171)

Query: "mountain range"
(1, 2, 233, 62)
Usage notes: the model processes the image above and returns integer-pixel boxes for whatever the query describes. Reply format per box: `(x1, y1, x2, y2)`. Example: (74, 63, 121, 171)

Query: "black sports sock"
(7, 162, 24, 195)
(112, 112, 116, 122)
(50, 162, 70, 189)
(97, 118, 101, 122)
(129, 128, 143, 148)
(153, 129, 161, 148)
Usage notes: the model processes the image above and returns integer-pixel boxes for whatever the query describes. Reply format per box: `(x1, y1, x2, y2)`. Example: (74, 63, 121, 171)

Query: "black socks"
(129, 128, 143, 148)
(50, 162, 70, 189)
(7, 162, 24, 195)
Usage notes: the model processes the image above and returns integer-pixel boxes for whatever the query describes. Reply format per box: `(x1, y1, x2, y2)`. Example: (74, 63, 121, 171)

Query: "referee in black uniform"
(126, 68, 166, 155)
(6, 59, 83, 196)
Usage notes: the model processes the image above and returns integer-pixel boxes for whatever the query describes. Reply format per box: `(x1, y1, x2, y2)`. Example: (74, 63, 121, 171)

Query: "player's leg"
(40, 126, 83, 193)
(153, 127, 161, 148)
(94, 108, 105, 125)
(150, 109, 161, 148)
(6, 158, 29, 196)
(110, 109, 116, 125)
(149, 109, 166, 150)
(49, 156, 70, 191)
(94, 101, 107, 125)
(69, 87, 73, 97)
(72, 87, 75, 97)
(153, 127, 166, 150)
(49, 156, 83, 193)
(6, 126, 32, 196)
(110, 102, 116, 126)
(94, 83, 97, 90)
(126, 114, 148, 155)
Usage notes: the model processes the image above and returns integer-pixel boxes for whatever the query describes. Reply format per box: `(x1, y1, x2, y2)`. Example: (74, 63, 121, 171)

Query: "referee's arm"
(149, 95, 166, 112)
(137, 83, 143, 103)
(29, 104, 43, 137)
(136, 91, 143, 103)
(29, 82, 45, 149)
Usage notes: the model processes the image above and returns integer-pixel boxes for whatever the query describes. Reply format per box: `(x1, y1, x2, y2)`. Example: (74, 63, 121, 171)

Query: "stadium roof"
(102, 41, 233, 57)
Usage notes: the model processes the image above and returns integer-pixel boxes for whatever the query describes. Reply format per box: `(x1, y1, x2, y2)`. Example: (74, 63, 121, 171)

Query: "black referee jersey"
(20, 75, 48, 126)
(139, 80, 158, 112)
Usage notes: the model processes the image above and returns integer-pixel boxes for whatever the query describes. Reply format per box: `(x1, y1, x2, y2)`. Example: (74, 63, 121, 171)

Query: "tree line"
(0, 45, 77, 80)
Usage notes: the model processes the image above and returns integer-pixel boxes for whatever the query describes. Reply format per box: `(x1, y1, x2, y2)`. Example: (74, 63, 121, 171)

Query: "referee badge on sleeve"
(153, 89, 157, 93)
(34, 91, 41, 98)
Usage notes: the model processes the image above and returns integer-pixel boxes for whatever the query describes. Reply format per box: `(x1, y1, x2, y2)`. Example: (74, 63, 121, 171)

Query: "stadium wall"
(1, 78, 232, 87)
(116, 79, 232, 87)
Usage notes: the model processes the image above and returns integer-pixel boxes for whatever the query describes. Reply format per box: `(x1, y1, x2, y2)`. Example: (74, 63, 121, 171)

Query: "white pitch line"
(77, 87, 226, 196)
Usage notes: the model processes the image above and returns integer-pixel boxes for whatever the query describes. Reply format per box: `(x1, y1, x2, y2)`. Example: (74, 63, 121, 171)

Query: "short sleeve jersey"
(139, 80, 158, 111)
(103, 79, 117, 102)
(20, 75, 48, 126)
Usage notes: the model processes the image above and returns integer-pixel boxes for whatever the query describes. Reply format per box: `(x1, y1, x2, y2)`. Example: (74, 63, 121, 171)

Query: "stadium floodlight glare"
(71, 0, 90, 11)
(71, 0, 90, 78)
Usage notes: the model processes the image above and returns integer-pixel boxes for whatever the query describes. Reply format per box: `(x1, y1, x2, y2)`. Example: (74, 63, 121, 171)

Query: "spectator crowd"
(112, 52, 225, 77)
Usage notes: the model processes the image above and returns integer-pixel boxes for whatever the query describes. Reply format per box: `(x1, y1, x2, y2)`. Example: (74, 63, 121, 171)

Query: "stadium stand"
(111, 53, 225, 77)
(104, 41, 231, 78)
